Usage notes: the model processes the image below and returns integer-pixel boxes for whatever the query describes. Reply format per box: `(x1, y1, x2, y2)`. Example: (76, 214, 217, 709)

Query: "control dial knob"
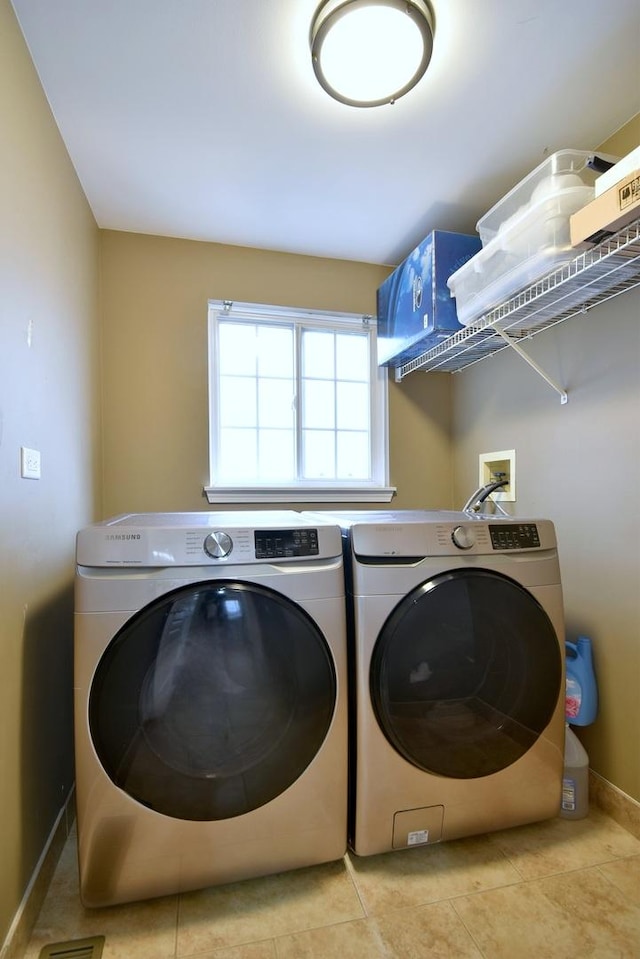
(451, 525, 475, 550)
(204, 531, 233, 559)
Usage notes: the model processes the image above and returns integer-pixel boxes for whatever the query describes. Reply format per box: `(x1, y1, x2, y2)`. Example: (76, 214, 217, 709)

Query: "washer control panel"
(77, 513, 336, 567)
(255, 528, 319, 559)
(489, 523, 540, 550)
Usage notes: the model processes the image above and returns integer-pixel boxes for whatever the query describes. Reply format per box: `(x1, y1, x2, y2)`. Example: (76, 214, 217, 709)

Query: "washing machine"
(304, 510, 565, 857)
(74, 511, 348, 907)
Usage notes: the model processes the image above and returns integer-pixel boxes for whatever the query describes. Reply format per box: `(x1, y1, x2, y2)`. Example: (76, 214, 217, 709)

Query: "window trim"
(204, 300, 395, 504)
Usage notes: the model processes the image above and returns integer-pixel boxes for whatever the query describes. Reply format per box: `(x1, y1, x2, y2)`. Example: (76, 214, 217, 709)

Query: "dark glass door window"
(89, 581, 336, 820)
(370, 568, 561, 779)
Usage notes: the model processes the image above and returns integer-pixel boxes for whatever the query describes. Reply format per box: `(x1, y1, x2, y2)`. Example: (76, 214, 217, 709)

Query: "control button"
(451, 525, 475, 550)
(204, 531, 232, 559)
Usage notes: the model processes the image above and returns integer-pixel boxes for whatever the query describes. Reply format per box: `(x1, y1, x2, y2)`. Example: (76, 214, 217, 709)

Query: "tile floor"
(23, 808, 640, 959)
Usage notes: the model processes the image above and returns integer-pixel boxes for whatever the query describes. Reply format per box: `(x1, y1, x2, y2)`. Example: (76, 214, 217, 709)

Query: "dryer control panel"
(344, 514, 556, 558)
(489, 523, 540, 550)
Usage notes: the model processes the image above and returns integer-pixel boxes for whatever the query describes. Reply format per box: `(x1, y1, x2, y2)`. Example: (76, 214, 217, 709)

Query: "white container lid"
(477, 149, 618, 244)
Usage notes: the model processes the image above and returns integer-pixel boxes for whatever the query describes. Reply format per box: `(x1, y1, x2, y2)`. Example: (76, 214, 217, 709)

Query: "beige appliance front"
(308, 510, 565, 858)
(74, 512, 348, 907)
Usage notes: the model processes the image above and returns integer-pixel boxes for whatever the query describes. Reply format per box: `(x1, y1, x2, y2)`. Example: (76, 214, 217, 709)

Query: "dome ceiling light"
(310, 0, 435, 108)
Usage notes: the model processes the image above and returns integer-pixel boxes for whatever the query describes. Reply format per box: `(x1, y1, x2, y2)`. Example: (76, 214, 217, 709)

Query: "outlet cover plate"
(21, 446, 41, 479)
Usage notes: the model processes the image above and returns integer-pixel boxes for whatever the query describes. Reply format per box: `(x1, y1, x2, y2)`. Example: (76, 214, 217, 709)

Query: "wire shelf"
(394, 218, 640, 380)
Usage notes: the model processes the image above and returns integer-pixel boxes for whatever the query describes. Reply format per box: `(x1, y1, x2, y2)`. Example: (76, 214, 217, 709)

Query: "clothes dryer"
(74, 511, 348, 906)
(305, 510, 565, 857)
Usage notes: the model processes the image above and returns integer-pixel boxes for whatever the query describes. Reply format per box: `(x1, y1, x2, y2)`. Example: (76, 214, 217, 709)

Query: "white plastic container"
(477, 149, 618, 245)
(447, 213, 584, 327)
(560, 725, 589, 820)
(447, 149, 618, 327)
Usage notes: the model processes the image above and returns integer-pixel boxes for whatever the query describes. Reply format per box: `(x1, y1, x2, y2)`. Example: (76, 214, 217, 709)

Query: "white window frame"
(204, 299, 395, 504)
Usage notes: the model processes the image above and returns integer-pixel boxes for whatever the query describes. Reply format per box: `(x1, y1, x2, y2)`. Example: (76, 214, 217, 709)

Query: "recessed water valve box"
(479, 449, 516, 502)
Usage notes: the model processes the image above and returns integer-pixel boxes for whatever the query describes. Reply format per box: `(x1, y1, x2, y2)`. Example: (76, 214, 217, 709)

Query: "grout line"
(449, 897, 491, 959)
(177, 932, 279, 959)
(342, 852, 370, 918)
(594, 857, 640, 907)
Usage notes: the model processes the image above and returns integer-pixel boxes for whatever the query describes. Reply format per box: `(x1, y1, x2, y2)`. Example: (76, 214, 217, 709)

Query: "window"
(205, 300, 394, 503)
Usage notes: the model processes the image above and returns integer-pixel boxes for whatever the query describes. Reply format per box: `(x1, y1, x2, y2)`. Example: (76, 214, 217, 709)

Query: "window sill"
(203, 485, 396, 505)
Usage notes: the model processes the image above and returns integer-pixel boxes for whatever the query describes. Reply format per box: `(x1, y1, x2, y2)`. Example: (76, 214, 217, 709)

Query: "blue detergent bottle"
(565, 636, 598, 726)
(561, 637, 597, 819)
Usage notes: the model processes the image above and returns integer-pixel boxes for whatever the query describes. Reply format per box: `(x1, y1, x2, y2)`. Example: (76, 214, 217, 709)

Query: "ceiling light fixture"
(310, 0, 435, 108)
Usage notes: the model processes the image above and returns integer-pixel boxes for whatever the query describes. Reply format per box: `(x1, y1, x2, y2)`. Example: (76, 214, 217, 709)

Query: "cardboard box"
(570, 168, 640, 246)
(377, 230, 481, 367)
(595, 146, 640, 196)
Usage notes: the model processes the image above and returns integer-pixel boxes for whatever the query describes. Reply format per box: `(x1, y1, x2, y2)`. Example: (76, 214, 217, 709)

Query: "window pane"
(257, 326, 294, 378)
(219, 377, 257, 427)
(336, 332, 369, 381)
(219, 323, 258, 376)
(258, 379, 295, 429)
(258, 429, 295, 481)
(302, 331, 335, 379)
(337, 431, 369, 479)
(218, 428, 258, 481)
(209, 302, 388, 493)
(302, 430, 336, 479)
(303, 380, 335, 429)
(336, 382, 369, 430)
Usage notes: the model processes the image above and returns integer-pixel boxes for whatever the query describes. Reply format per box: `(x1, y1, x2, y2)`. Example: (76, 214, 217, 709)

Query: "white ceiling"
(11, 0, 640, 265)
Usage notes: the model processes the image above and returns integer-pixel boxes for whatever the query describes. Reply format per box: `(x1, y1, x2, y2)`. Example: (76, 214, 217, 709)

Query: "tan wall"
(0, 0, 101, 947)
(99, 231, 454, 516)
(451, 118, 640, 801)
(598, 113, 640, 157)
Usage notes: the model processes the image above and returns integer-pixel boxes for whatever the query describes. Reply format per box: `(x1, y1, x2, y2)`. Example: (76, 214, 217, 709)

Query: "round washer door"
(89, 580, 337, 821)
(370, 568, 562, 779)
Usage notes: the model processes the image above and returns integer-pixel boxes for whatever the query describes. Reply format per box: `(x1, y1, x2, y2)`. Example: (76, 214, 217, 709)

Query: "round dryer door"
(89, 581, 337, 821)
(370, 568, 562, 778)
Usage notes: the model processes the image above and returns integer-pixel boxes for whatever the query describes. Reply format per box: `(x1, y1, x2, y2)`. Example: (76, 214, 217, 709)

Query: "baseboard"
(0, 790, 75, 959)
(589, 770, 640, 840)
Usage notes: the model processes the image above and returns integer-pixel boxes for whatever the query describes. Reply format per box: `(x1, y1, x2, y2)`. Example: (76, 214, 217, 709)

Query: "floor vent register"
(38, 936, 105, 959)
